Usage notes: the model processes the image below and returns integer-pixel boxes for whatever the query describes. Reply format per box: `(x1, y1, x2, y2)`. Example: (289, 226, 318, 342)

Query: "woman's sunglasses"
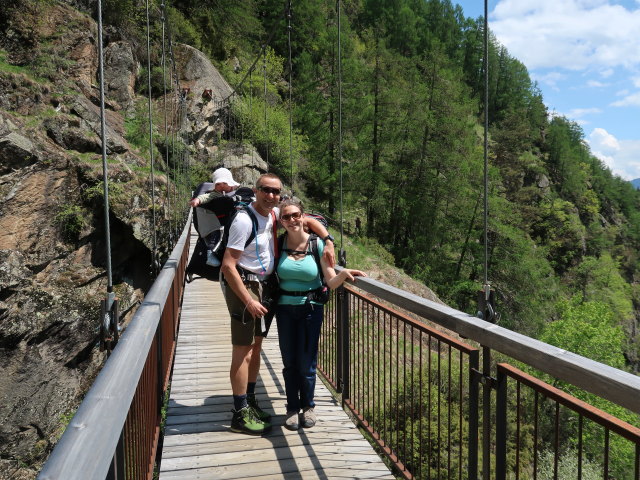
(257, 185, 282, 195)
(281, 211, 302, 221)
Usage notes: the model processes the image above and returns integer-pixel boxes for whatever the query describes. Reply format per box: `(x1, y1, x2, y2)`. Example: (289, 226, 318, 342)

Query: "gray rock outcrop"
(104, 41, 137, 112)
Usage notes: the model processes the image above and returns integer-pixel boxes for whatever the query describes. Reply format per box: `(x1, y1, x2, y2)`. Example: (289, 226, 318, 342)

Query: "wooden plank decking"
(159, 230, 395, 479)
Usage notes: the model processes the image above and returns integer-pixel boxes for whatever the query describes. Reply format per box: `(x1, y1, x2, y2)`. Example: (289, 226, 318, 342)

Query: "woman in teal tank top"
(275, 199, 366, 431)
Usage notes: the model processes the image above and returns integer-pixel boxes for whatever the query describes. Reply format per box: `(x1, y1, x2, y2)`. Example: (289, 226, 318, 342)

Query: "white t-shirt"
(226, 204, 279, 278)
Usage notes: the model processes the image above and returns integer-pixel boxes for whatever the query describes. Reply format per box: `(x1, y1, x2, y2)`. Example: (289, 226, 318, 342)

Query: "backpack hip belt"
(236, 266, 264, 284)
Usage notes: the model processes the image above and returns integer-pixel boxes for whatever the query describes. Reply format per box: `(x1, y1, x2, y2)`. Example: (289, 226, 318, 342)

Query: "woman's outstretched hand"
(342, 269, 367, 283)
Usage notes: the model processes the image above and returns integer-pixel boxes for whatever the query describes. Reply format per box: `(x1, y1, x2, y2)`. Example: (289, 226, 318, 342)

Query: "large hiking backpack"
(187, 184, 258, 282)
(212, 206, 278, 274)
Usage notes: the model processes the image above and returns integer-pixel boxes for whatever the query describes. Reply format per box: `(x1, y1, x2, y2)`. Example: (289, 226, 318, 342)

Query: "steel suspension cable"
(145, 0, 158, 275)
(161, 1, 172, 243)
(263, 49, 269, 168)
(287, 0, 294, 194)
(96, 0, 119, 354)
(483, 0, 489, 289)
(167, 33, 181, 233)
(337, 0, 345, 264)
(96, 0, 113, 293)
(482, 4, 494, 479)
(250, 68, 255, 164)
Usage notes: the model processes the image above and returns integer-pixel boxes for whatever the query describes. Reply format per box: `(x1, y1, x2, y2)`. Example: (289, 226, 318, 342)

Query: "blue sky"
(454, 0, 640, 180)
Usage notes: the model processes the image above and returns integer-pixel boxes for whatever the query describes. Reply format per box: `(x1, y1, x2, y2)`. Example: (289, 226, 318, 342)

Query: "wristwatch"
(322, 234, 335, 243)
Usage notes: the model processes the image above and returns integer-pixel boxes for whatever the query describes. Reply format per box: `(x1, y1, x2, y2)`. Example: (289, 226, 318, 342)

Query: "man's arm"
(221, 248, 267, 319)
(305, 216, 335, 267)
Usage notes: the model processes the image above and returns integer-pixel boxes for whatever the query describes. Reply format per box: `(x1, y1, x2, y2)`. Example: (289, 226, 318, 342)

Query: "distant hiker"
(275, 199, 366, 431)
(221, 173, 335, 435)
(355, 216, 362, 236)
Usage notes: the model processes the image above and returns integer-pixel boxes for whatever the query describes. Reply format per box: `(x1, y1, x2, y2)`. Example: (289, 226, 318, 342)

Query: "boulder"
(44, 117, 101, 153)
(0, 132, 38, 174)
(70, 97, 128, 154)
(175, 44, 233, 102)
(104, 41, 137, 112)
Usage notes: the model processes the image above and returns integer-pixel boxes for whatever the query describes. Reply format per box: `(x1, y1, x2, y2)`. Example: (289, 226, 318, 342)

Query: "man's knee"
(231, 345, 253, 364)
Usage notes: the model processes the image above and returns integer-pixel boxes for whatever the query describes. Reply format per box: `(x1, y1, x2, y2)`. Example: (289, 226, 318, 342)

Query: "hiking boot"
(284, 410, 300, 431)
(302, 407, 316, 428)
(248, 395, 272, 422)
(230, 407, 270, 435)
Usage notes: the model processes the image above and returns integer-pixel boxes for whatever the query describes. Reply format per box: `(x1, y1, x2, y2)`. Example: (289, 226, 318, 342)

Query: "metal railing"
(38, 214, 191, 480)
(318, 275, 640, 480)
(496, 363, 640, 480)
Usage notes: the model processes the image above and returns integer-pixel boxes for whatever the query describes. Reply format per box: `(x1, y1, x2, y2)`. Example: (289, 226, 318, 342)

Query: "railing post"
(468, 350, 480, 480)
(336, 285, 350, 402)
(495, 367, 507, 480)
(156, 326, 164, 414)
(336, 287, 343, 393)
(482, 346, 492, 480)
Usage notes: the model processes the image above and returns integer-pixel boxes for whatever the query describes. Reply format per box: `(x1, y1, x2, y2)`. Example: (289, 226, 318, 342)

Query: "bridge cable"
(483, 0, 489, 296)
(264, 49, 269, 169)
(145, 0, 159, 276)
(168, 34, 182, 232)
(96, 0, 119, 352)
(250, 68, 255, 164)
(287, 0, 294, 194)
(478, 0, 497, 324)
(161, 2, 173, 244)
(481, 3, 497, 478)
(337, 0, 345, 266)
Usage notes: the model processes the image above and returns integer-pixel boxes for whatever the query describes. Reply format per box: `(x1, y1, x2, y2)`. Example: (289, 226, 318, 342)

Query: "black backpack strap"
(277, 232, 287, 263)
(240, 206, 259, 248)
(309, 235, 325, 284)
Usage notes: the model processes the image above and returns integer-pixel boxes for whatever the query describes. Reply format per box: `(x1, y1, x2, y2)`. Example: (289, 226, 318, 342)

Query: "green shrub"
(136, 66, 166, 98)
(55, 204, 86, 241)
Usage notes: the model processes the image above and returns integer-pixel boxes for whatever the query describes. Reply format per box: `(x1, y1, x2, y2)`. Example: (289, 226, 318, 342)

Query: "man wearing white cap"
(190, 167, 241, 207)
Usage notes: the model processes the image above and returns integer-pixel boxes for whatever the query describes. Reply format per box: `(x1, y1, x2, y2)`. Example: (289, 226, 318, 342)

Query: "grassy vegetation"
(54, 204, 87, 242)
(0, 50, 30, 75)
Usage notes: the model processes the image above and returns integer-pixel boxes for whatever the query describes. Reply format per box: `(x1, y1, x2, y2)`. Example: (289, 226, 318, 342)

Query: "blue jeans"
(275, 303, 324, 412)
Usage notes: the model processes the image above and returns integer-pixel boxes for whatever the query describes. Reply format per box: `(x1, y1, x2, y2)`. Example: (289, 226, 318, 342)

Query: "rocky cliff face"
(0, 2, 266, 478)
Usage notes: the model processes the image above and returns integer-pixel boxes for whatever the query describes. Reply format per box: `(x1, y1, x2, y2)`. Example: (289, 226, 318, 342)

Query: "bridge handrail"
(38, 213, 192, 480)
(344, 274, 640, 416)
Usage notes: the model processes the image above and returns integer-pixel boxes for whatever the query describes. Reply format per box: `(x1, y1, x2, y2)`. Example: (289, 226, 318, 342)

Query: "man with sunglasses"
(221, 173, 335, 435)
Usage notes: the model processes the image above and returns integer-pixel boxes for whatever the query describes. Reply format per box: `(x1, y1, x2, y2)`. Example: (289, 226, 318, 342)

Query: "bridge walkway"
(158, 229, 395, 479)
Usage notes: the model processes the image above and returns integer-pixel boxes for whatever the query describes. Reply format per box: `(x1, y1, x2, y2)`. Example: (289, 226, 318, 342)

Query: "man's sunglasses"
(257, 185, 282, 195)
(281, 211, 302, 221)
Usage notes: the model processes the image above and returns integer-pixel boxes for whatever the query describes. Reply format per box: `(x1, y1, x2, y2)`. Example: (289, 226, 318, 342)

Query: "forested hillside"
(153, 0, 640, 372)
(1, 0, 639, 477)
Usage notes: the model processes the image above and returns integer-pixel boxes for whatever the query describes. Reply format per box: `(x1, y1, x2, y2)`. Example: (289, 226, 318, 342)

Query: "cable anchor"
(476, 283, 499, 324)
(99, 291, 119, 353)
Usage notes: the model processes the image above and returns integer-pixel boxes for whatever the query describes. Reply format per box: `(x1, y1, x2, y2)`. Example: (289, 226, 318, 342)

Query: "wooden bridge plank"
(159, 230, 394, 479)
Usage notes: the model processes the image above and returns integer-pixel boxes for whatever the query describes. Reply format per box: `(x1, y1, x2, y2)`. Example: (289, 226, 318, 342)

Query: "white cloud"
(587, 127, 640, 180)
(633, 76, 640, 87)
(532, 71, 566, 90)
(587, 80, 608, 87)
(589, 127, 620, 153)
(611, 92, 640, 106)
(600, 68, 614, 78)
(491, 1, 640, 71)
(567, 107, 602, 118)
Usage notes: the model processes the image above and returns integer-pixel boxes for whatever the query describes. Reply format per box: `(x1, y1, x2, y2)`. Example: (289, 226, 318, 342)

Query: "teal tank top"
(277, 238, 324, 305)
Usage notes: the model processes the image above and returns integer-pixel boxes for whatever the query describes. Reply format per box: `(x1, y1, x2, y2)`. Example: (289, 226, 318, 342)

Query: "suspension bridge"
(34, 0, 640, 479)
